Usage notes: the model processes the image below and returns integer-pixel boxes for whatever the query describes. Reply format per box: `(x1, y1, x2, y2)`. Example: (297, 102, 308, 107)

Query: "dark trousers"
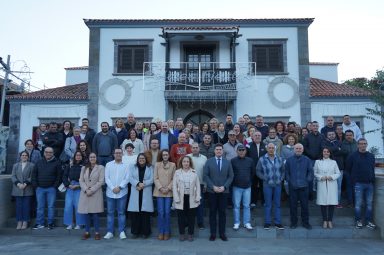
(131, 212, 151, 236)
(84, 213, 100, 233)
(320, 205, 335, 221)
(176, 195, 196, 235)
(251, 176, 264, 204)
(289, 186, 309, 225)
(15, 196, 32, 221)
(196, 185, 205, 226)
(208, 192, 227, 236)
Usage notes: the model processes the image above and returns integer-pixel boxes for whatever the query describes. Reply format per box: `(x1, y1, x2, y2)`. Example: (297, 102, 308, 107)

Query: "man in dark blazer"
(246, 131, 267, 207)
(204, 143, 234, 241)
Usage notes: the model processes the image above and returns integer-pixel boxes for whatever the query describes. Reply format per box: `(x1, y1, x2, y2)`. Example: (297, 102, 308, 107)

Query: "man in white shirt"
(187, 142, 207, 229)
(104, 148, 130, 240)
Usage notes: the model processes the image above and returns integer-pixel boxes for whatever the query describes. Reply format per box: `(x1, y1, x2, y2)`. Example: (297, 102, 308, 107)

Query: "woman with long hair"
(143, 122, 159, 151)
(76, 140, 91, 164)
(314, 148, 340, 229)
(128, 153, 154, 238)
(173, 156, 201, 241)
(11, 151, 34, 229)
(153, 149, 176, 240)
(63, 151, 85, 230)
(78, 152, 105, 240)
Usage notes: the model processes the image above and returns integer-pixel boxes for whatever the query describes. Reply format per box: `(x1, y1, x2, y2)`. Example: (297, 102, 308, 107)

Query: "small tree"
(344, 69, 384, 138)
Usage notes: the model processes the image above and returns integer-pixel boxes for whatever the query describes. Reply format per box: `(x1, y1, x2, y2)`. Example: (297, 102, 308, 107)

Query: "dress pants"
(208, 192, 227, 235)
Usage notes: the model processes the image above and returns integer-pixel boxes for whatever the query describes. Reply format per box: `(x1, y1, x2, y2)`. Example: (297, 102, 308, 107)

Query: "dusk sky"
(1, 0, 383, 90)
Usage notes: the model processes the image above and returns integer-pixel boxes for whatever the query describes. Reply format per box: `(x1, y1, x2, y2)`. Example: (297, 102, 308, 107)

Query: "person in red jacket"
(170, 132, 192, 165)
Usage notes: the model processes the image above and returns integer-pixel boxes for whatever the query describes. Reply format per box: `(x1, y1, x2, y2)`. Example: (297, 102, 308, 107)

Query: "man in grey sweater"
(92, 122, 118, 166)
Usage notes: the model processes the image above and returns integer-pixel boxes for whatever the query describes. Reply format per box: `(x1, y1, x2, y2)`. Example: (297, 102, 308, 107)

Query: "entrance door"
(184, 109, 214, 126)
(185, 46, 215, 69)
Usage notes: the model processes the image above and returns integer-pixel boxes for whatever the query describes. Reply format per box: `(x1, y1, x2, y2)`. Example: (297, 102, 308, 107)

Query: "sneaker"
(233, 223, 240, 230)
(66, 225, 73, 230)
(119, 231, 127, 239)
(104, 232, 114, 239)
(275, 224, 285, 230)
(47, 223, 55, 230)
(366, 222, 376, 229)
(33, 224, 45, 230)
(250, 203, 256, 208)
(263, 224, 271, 230)
(74, 225, 81, 230)
(244, 223, 253, 230)
(356, 220, 363, 229)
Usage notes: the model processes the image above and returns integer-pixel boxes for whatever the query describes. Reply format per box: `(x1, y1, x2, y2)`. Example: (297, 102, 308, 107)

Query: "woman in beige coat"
(153, 149, 176, 240)
(11, 151, 35, 229)
(314, 148, 340, 229)
(173, 156, 201, 241)
(78, 152, 105, 240)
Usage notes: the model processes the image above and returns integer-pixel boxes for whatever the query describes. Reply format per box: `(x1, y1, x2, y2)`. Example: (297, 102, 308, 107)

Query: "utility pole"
(0, 55, 10, 128)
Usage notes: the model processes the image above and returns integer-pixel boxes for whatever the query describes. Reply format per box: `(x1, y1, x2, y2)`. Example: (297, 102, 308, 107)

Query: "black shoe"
(131, 234, 139, 239)
(290, 224, 297, 229)
(275, 224, 285, 230)
(219, 234, 228, 241)
(263, 223, 271, 230)
(47, 223, 55, 230)
(198, 223, 205, 230)
(209, 234, 216, 241)
(303, 223, 312, 230)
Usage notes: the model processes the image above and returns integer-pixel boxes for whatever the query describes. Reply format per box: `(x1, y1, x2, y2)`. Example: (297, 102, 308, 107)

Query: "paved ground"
(0, 235, 383, 255)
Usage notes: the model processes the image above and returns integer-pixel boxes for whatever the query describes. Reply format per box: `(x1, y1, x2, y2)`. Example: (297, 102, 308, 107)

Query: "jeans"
(97, 156, 113, 167)
(63, 181, 84, 226)
(196, 185, 205, 226)
(15, 196, 32, 221)
(156, 197, 172, 234)
(84, 213, 100, 232)
(107, 195, 127, 233)
(354, 182, 374, 222)
(36, 187, 57, 225)
(337, 170, 343, 204)
(232, 186, 251, 225)
(289, 186, 309, 225)
(263, 185, 282, 225)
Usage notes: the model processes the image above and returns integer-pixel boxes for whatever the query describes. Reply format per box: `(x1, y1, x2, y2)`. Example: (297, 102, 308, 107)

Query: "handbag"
(58, 183, 67, 192)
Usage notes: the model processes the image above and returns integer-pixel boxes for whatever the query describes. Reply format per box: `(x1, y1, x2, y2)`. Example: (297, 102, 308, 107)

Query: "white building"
(6, 18, 383, 170)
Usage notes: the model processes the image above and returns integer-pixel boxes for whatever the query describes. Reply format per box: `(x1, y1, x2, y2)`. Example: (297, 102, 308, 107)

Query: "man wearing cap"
(223, 130, 241, 161)
(230, 144, 255, 230)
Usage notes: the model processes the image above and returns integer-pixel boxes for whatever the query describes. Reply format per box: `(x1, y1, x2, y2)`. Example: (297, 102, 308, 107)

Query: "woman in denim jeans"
(153, 150, 176, 240)
(63, 151, 85, 229)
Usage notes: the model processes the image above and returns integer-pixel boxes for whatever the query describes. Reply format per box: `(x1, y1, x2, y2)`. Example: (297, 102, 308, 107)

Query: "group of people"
(11, 113, 377, 241)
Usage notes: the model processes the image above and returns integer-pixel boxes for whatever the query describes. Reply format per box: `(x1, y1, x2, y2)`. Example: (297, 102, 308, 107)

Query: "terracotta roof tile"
(162, 26, 239, 31)
(310, 78, 371, 97)
(64, 66, 89, 70)
(7, 83, 88, 101)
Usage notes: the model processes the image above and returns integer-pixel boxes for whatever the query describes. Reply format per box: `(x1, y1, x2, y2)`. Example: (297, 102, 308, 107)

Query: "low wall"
(374, 168, 384, 239)
(0, 175, 14, 227)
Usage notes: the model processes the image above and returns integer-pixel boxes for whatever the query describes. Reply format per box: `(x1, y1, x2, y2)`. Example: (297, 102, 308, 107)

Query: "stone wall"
(0, 175, 14, 227)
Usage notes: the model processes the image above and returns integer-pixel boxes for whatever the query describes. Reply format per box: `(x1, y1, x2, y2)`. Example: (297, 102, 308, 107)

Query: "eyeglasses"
(238, 149, 245, 151)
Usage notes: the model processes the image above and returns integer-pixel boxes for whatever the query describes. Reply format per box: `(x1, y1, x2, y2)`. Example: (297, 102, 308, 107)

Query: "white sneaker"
(74, 225, 81, 230)
(244, 223, 253, 230)
(66, 225, 73, 230)
(233, 223, 240, 230)
(104, 232, 114, 239)
(119, 231, 127, 240)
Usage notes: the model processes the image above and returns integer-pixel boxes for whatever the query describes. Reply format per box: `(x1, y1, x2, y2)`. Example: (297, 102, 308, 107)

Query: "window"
(248, 39, 287, 74)
(114, 40, 153, 75)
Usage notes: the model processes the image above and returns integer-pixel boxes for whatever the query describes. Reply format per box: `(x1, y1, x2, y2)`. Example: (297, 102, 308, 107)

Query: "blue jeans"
(63, 181, 84, 226)
(107, 195, 127, 233)
(196, 185, 205, 226)
(156, 197, 172, 234)
(232, 186, 251, 225)
(84, 213, 100, 232)
(15, 196, 32, 221)
(36, 187, 56, 225)
(263, 184, 282, 224)
(354, 182, 374, 222)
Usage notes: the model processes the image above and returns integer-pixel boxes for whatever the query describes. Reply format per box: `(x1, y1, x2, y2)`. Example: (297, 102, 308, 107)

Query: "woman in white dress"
(314, 147, 341, 229)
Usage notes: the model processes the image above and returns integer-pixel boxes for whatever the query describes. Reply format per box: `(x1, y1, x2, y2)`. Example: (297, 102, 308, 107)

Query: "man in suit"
(204, 143, 234, 241)
(246, 131, 267, 208)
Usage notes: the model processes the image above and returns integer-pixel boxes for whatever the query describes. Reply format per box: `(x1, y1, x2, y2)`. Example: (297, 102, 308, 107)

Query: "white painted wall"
(19, 104, 87, 151)
(310, 64, 338, 83)
(65, 69, 88, 85)
(311, 101, 383, 156)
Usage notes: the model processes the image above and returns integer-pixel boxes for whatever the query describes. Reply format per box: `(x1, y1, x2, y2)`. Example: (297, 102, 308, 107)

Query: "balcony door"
(185, 46, 215, 69)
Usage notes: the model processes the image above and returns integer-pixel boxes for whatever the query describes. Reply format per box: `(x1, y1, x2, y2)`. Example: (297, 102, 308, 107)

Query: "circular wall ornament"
(268, 77, 299, 108)
(99, 78, 131, 110)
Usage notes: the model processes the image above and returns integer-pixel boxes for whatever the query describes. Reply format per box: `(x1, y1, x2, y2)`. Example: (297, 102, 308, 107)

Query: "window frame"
(113, 39, 153, 75)
(248, 39, 288, 75)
